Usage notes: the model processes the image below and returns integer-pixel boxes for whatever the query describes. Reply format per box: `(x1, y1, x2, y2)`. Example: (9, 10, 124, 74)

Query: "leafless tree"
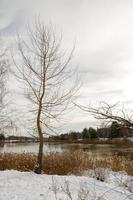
(75, 102, 133, 130)
(14, 20, 79, 174)
(0, 42, 9, 131)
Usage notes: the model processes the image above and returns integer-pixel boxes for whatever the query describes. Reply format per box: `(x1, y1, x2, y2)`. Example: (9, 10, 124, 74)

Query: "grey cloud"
(78, 33, 133, 88)
(87, 89, 123, 96)
(0, 10, 25, 35)
(97, 89, 123, 95)
(78, 89, 123, 100)
(123, 100, 133, 105)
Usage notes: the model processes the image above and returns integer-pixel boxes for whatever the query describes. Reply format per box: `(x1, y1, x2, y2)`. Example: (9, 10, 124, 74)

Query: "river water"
(0, 142, 132, 160)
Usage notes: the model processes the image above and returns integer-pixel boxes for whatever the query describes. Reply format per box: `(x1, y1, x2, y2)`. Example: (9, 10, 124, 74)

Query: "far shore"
(0, 137, 133, 147)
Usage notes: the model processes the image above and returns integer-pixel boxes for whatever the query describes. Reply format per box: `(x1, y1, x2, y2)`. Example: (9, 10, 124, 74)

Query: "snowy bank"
(0, 170, 132, 200)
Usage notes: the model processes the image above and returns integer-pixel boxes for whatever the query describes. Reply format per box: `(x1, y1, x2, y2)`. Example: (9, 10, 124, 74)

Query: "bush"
(0, 134, 5, 141)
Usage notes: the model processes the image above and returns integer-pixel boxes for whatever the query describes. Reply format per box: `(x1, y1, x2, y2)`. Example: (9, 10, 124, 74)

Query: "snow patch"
(0, 170, 132, 200)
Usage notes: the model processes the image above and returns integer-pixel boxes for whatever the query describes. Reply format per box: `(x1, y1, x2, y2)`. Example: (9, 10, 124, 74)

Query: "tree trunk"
(34, 104, 43, 174)
(34, 135, 43, 174)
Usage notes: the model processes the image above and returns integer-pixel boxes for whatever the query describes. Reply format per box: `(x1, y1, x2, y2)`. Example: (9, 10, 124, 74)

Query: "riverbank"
(1, 137, 133, 147)
(0, 170, 132, 200)
(47, 137, 133, 147)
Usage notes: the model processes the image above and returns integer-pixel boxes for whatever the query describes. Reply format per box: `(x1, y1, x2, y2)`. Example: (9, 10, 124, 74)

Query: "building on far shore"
(0, 123, 20, 137)
(97, 125, 133, 138)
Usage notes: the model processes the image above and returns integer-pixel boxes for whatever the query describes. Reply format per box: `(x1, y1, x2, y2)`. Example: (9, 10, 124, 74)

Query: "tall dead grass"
(0, 151, 132, 175)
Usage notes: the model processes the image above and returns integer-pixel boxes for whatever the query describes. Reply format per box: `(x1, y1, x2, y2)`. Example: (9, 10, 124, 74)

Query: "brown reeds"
(0, 151, 132, 175)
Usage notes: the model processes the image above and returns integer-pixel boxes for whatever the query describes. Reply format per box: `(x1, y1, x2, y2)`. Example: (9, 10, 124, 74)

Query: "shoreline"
(0, 138, 132, 147)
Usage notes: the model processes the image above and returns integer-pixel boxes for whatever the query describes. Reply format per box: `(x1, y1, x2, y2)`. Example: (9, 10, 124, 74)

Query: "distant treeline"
(49, 121, 133, 141)
(0, 121, 133, 142)
(49, 127, 97, 141)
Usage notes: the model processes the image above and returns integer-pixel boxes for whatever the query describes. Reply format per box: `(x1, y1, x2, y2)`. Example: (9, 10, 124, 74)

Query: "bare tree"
(75, 102, 133, 130)
(0, 42, 9, 131)
(14, 21, 79, 174)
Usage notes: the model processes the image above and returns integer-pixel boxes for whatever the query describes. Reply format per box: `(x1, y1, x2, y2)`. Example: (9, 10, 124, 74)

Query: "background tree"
(75, 102, 133, 137)
(0, 133, 5, 141)
(82, 128, 89, 139)
(14, 20, 79, 174)
(69, 131, 78, 141)
(88, 127, 98, 138)
(110, 121, 120, 138)
(0, 41, 10, 132)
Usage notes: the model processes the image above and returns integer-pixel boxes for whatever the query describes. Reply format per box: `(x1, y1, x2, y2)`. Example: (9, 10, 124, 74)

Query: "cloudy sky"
(1, 0, 133, 133)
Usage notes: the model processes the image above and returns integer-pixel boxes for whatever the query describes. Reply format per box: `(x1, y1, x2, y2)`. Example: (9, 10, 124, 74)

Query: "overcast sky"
(1, 0, 133, 133)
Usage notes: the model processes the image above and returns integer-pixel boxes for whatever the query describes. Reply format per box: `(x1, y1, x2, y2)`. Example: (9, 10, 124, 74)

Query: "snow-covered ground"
(0, 170, 132, 200)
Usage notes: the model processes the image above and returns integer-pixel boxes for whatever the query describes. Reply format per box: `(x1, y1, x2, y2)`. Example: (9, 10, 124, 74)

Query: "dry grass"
(0, 151, 132, 175)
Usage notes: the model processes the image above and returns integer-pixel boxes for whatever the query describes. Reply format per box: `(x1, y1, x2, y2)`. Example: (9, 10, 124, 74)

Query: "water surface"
(0, 142, 132, 160)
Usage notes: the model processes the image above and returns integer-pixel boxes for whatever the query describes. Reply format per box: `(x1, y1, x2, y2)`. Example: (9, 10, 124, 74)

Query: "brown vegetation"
(0, 151, 132, 176)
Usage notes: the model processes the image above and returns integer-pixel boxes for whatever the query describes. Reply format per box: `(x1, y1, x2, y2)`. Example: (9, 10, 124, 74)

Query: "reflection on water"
(0, 143, 62, 154)
(0, 143, 4, 148)
(0, 142, 132, 160)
